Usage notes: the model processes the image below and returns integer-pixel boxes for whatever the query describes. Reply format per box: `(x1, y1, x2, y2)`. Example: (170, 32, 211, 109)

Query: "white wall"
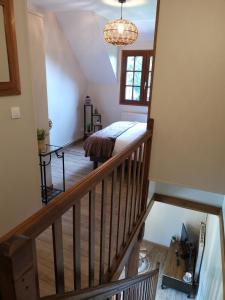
(144, 202, 207, 247)
(28, 10, 52, 186)
(57, 11, 117, 85)
(56, 11, 154, 127)
(0, 0, 41, 236)
(28, 11, 49, 131)
(44, 12, 88, 146)
(150, 0, 225, 195)
(197, 215, 223, 300)
(87, 38, 153, 127)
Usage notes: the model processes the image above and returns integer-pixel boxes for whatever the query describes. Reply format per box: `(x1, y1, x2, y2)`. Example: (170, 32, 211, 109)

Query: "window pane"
(133, 86, 141, 101)
(149, 56, 153, 71)
(148, 72, 152, 87)
(127, 56, 135, 71)
(135, 56, 143, 71)
(125, 86, 132, 100)
(147, 87, 151, 100)
(134, 72, 141, 86)
(126, 72, 133, 85)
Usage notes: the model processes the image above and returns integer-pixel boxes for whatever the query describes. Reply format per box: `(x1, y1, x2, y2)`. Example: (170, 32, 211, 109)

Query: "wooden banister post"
(147, 118, 154, 132)
(0, 236, 39, 300)
(141, 118, 154, 212)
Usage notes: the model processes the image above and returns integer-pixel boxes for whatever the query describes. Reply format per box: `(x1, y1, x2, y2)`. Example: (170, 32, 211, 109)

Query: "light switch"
(11, 107, 21, 119)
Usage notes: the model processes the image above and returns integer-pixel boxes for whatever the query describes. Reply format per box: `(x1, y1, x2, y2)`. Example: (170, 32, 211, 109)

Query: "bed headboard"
(121, 111, 147, 123)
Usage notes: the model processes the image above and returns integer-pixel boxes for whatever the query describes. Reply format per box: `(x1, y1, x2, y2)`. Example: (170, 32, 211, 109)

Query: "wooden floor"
(37, 142, 132, 297)
(140, 241, 191, 300)
(51, 142, 93, 190)
(37, 143, 97, 296)
(37, 142, 190, 299)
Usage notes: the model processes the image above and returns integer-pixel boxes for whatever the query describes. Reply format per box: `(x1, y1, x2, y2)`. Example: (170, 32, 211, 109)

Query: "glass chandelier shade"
(103, 0, 138, 46)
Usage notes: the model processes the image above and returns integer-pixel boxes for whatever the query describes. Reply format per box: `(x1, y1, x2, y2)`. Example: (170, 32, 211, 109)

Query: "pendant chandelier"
(104, 0, 138, 46)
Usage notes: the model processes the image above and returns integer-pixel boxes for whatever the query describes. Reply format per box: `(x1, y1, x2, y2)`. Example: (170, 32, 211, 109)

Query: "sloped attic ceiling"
(30, 0, 157, 22)
(29, 0, 157, 84)
(56, 11, 118, 84)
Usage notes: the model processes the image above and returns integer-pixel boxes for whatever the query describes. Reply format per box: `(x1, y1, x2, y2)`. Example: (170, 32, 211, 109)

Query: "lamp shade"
(104, 18, 138, 46)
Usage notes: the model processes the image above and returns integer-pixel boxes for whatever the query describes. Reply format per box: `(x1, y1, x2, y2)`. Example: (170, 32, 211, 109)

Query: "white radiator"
(121, 111, 147, 123)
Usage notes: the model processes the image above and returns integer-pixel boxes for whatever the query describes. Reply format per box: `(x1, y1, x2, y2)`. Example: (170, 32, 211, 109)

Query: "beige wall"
(0, 0, 41, 236)
(150, 0, 225, 195)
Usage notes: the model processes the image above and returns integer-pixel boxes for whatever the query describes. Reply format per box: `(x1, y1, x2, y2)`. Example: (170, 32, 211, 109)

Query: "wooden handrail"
(0, 119, 154, 300)
(0, 130, 152, 245)
(42, 268, 160, 300)
(110, 199, 155, 281)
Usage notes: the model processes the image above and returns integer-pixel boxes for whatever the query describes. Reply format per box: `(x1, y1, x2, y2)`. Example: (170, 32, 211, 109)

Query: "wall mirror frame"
(0, 0, 20, 96)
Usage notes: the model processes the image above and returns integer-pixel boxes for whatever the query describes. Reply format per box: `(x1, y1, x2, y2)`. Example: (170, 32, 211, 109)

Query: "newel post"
(0, 236, 39, 300)
(141, 118, 154, 212)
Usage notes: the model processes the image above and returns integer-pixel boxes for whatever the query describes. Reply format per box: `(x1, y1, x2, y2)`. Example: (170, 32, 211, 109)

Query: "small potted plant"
(37, 128, 47, 153)
(171, 236, 177, 244)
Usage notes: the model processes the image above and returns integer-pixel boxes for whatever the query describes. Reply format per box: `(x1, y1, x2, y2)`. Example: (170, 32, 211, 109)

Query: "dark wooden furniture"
(0, 120, 154, 300)
(0, 0, 20, 96)
(92, 113, 101, 126)
(93, 113, 102, 133)
(84, 104, 93, 139)
(39, 144, 65, 204)
(84, 104, 103, 139)
(94, 123, 103, 132)
(162, 241, 196, 297)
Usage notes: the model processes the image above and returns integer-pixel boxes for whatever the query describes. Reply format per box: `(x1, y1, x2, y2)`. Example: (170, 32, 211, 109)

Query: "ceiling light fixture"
(104, 0, 138, 46)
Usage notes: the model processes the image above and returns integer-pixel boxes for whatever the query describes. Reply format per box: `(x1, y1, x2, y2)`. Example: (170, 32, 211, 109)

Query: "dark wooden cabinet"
(161, 241, 196, 298)
(84, 104, 93, 139)
(84, 105, 103, 138)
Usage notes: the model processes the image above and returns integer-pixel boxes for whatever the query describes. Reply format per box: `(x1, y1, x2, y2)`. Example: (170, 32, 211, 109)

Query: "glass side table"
(39, 144, 65, 204)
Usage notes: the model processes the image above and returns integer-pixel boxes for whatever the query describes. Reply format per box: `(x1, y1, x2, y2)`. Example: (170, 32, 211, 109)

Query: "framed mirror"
(0, 0, 20, 96)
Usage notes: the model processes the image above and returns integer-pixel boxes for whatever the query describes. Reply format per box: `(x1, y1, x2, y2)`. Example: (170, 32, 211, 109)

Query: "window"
(120, 50, 153, 106)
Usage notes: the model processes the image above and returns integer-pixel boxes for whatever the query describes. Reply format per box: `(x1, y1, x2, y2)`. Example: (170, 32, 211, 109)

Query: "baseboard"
(142, 239, 169, 250)
(153, 193, 221, 215)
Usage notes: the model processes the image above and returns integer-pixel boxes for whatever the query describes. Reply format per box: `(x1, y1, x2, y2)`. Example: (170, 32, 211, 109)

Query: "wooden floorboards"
(123, 239, 191, 299)
(51, 143, 93, 190)
(37, 143, 129, 297)
(36, 143, 190, 299)
(140, 241, 190, 300)
(37, 144, 93, 296)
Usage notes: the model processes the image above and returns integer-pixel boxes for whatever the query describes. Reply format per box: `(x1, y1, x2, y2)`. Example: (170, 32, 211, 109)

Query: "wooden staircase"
(41, 269, 160, 300)
(0, 120, 158, 300)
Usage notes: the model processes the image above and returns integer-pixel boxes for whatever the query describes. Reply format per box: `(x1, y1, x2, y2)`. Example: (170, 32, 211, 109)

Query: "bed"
(84, 121, 147, 168)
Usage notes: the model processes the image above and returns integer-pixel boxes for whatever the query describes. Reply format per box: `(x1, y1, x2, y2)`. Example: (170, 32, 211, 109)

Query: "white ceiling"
(30, 0, 157, 22)
(29, 0, 156, 83)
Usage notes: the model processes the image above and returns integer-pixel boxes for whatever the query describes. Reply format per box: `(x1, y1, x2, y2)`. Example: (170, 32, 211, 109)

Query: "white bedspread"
(112, 122, 147, 156)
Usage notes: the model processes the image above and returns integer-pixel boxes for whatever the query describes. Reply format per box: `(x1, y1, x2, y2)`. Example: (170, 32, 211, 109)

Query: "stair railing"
(42, 266, 160, 300)
(0, 120, 154, 300)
